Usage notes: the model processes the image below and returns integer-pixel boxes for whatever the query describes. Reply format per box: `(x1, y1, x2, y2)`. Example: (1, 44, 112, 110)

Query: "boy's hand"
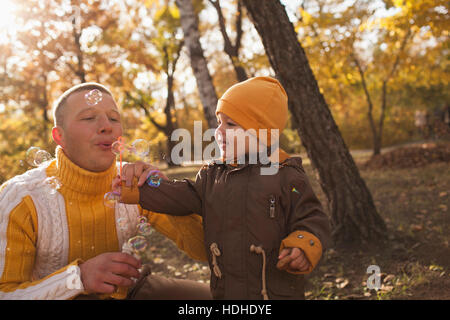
(122, 161, 168, 188)
(277, 247, 311, 273)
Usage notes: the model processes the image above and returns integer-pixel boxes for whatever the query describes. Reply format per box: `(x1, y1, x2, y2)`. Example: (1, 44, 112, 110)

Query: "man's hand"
(79, 252, 142, 294)
(276, 247, 311, 273)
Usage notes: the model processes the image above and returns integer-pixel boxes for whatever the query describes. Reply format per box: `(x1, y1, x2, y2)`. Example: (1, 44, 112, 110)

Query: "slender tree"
(124, 3, 185, 166)
(242, 0, 387, 247)
(208, 0, 248, 82)
(175, 0, 218, 129)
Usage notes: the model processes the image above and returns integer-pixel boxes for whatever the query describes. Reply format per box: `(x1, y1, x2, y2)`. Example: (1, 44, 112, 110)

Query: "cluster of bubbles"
(85, 89, 103, 106)
(119, 216, 153, 261)
(25, 147, 62, 194)
(111, 138, 150, 159)
(103, 137, 153, 208)
(102, 168, 163, 208)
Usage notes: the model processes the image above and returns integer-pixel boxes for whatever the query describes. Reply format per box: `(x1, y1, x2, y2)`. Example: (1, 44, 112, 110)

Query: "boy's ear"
(52, 126, 65, 147)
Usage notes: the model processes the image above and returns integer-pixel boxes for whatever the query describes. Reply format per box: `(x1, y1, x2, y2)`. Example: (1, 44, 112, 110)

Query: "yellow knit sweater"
(0, 147, 206, 299)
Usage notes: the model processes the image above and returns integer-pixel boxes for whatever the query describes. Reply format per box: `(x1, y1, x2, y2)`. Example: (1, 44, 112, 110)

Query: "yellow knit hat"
(216, 76, 288, 148)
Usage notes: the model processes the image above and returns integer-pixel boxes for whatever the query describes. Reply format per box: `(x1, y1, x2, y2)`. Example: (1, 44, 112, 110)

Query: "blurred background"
(0, 0, 448, 183)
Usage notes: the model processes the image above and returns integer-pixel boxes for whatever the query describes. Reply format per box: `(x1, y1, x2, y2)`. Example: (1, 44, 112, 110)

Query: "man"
(0, 83, 210, 299)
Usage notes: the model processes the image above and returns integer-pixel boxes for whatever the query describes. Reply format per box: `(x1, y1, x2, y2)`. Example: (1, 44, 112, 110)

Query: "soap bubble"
(85, 89, 103, 106)
(25, 147, 53, 167)
(44, 176, 62, 194)
(137, 222, 153, 236)
(34, 150, 53, 166)
(146, 170, 162, 187)
(111, 140, 125, 155)
(128, 235, 148, 253)
(103, 191, 120, 208)
(121, 241, 134, 255)
(117, 217, 128, 231)
(111, 137, 131, 158)
(25, 147, 41, 166)
(138, 216, 148, 224)
(130, 139, 150, 158)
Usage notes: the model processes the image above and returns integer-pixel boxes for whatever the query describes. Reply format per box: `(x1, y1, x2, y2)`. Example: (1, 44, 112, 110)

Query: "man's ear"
(52, 126, 65, 147)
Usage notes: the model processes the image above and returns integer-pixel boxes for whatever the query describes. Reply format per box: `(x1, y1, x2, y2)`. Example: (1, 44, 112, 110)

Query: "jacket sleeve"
(279, 166, 332, 274)
(122, 167, 206, 217)
(0, 194, 86, 300)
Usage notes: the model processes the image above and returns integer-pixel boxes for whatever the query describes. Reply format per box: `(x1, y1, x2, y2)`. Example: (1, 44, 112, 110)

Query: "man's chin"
(89, 154, 115, 172)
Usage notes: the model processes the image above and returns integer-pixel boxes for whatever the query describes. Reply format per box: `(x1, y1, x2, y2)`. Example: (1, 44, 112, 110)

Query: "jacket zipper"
(269, 195, 276, 218)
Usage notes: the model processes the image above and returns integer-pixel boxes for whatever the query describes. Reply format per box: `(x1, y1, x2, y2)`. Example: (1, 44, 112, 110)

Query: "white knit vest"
(0, 163, 140, 299)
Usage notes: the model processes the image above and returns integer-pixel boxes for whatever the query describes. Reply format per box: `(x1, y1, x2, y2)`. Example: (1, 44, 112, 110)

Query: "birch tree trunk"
(176, 0, 218, 129)
(242, 0, 387, 247)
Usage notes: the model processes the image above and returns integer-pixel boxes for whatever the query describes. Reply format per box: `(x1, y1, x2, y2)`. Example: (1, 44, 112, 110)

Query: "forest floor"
(142, 141, 450, 300)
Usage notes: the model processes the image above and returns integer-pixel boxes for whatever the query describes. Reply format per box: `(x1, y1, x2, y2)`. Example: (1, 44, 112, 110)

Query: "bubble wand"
(117, 136, 125, 180)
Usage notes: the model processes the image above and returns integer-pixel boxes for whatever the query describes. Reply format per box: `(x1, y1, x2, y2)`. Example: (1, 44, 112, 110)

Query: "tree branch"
(235, 0, 244, 51)
(351, 52, 378, 140)
(379, 29, 414, 137)
(125, 91, 166, 131)
(209, 0, 235, 56)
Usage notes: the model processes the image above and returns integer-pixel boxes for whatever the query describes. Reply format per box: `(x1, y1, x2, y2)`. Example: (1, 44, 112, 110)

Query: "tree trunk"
(209, 0, 248, 82)
(164, 74, 178, 167)
(242, 0, 386, 247)
(351, 53, 385, 157)
(72, 16, 86, 83)
(175, 0, 218, 129)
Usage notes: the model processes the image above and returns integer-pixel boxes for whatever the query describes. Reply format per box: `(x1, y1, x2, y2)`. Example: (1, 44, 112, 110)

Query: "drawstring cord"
(250, 244, 269, 300)
(209, 242, 269, 300)
(210, 243, 222, 279)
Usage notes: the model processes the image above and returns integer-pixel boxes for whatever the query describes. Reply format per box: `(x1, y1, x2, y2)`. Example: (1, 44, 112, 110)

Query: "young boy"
(117, 77, 331, 299)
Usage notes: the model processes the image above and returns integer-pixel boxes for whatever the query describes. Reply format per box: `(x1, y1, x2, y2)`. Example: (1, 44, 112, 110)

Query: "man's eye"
(82, 117, 95, 120)
(227, 122, 236, 126)
(110, 118, 120, 122)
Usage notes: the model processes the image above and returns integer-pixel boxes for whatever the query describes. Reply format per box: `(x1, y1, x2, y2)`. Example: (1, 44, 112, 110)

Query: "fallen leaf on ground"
(381, 285, 394, 292)
(337, 279, 349, 289)
(383, 274, 395, 283)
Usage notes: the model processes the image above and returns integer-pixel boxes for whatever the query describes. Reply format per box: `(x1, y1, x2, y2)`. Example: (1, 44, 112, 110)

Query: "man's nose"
(97, 115, 113, 133)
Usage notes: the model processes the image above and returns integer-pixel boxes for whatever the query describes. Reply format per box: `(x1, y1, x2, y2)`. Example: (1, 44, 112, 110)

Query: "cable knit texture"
(0, 147, 139, 299)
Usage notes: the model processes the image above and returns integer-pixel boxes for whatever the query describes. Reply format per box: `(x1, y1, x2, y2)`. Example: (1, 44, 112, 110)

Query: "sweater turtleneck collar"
(46, 146, 117, 201)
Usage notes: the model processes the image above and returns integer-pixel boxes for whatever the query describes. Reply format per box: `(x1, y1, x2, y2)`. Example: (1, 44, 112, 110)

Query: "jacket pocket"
(209, 267, 225, 299)
(266, 251, 305, 299)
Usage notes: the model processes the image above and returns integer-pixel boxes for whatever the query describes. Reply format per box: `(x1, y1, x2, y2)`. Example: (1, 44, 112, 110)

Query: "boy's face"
(215, 113, 259, 160)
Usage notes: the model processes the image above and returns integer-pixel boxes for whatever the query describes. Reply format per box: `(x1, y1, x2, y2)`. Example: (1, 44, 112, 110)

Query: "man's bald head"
(52, 82, 114, 128)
